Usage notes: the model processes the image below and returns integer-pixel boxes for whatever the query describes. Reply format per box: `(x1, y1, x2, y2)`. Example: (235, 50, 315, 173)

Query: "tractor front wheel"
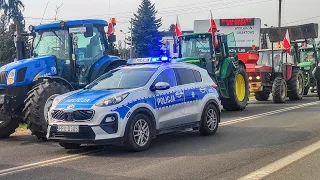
(287, 68, 304, 100)
(221, 64, 249, 111)
(272, 77, 287, 103)
(23, 81, 70, 139)
(0, 107, 19, 138)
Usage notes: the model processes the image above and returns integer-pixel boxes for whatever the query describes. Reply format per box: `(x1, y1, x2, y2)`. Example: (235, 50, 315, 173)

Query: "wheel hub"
(133, 119, 150, 147)
(235, 74, 246, 102)
(206, 109, 217, 130)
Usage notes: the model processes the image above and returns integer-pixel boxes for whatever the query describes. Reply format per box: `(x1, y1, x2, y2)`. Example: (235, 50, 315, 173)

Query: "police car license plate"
(57, 125, 79, 133)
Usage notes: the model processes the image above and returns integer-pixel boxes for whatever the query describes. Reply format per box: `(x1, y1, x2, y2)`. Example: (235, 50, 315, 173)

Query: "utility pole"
(130, 20, 133, 58)
(278, 0, 282, 27)
(55, 2, 65, 21)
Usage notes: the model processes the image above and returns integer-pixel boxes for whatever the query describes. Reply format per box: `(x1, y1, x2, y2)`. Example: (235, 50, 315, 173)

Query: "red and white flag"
(208, 11, 218, 48)
(107, 22, 115, 36)
(175, 15, 182, 37)
(282, 29, 291, 53)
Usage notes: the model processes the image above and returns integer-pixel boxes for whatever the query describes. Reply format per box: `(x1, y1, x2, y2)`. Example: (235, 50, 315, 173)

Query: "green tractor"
(297, 45, 320, 95)
(174, 32, 249, 111)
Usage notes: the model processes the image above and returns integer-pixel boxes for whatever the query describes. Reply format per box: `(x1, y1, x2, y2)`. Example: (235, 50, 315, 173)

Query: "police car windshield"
(89, 67, 157, 90)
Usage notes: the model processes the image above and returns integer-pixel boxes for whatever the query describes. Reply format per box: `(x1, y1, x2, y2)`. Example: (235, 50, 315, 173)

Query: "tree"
(0, 15, 16, 65)
(1, 0, 25, 60)
(169, 24, 175, 31)
(131, 0, 164, 57)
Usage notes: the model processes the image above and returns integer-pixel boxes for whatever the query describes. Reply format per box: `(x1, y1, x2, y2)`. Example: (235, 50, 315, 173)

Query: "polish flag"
(282, 29, 291, 53)
(175, 16, 182, 37)
(208, 11, 218, 48)
(107, 22, 115, 36)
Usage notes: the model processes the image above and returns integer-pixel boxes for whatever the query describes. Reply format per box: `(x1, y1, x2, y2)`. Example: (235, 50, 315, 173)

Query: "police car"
(47, 57, 222, 151)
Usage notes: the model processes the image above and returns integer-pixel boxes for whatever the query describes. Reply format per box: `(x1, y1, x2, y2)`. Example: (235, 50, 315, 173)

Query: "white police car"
(47, 57, 222, 151)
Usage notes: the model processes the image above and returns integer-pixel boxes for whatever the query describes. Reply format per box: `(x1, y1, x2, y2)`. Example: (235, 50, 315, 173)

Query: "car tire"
(59, 142, 81, 149)
(199, 103, 220, 136)
(125, 113, 153, 152)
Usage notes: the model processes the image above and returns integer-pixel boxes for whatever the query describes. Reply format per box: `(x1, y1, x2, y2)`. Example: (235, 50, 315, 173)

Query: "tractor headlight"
(7, 69, 16, 85)
(304, 66, 310, 71)
(95, 93, 129, 107)
(256, 76, 261, 80)
(249, 76, 253, 80)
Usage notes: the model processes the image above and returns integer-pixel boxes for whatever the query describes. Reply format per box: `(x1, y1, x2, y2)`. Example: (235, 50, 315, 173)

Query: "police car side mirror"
(150, 82, 170, 91)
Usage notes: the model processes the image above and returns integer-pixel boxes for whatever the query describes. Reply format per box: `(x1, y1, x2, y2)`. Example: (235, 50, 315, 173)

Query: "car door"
(152, 68, 185, 129)
(174, 68, 202, 124)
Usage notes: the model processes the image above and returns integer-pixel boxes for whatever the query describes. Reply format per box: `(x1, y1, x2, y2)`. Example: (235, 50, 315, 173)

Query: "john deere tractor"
(0, 19, 126, 139)
(298, 45, 320, 95)
(174, 32, 249, 111)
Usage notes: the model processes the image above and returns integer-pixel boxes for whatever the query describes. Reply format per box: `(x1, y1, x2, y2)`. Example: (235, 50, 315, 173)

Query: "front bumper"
(47, 113, 125, 145)
(249, 82, 262, 92)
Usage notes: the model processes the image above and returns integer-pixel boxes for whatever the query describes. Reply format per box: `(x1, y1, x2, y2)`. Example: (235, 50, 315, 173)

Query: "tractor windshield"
(33, 30, 69, 60)
(180, 35, 212, 58)
(299, 48, 315, 63)
(257, 50, 283, 67)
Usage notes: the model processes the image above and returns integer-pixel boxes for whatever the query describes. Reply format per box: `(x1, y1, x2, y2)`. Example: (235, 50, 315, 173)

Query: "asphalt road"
(0, 95, 320, 180)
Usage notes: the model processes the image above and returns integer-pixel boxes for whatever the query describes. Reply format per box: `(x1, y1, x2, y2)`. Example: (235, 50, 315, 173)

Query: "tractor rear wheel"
(254, 92, 269, 101)
(272, 77, 287, 103)
(0, 107, 19, 138)
(287, 69, 304, 100)
(221, 64, 249, 111)
(317, 80, 320, 100)
(303, 86, 310, 95)
(23, 81, 70, 140)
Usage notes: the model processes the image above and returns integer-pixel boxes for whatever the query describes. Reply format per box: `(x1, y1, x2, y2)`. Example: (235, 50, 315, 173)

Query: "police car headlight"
(7, 69, 16, 85)
(51, 97, 61, 108)
(96, 93, 129, 107)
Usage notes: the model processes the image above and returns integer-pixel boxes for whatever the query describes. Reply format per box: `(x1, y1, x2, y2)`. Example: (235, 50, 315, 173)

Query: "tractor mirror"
(221, 35, 228, 43)
(84, 25, 94, 38)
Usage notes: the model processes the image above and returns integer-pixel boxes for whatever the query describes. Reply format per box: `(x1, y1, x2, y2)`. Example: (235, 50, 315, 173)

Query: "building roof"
(34, 19, 108, 31)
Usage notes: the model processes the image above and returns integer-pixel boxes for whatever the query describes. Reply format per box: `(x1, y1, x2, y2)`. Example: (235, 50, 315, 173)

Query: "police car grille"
(0, 72, 8, 84)
(51, 110, 94, 121)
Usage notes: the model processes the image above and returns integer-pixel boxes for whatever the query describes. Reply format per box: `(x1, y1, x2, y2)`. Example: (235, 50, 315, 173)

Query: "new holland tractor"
(247, 23, 318, 103)
(298, 45, 320, 95)
(0, 19, 126, 139)
(174, 32, 249, 111)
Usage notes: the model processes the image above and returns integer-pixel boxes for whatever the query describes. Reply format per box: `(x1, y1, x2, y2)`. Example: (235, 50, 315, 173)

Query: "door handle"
(199, 88, 206, 93)
(175, 91, 184, 98)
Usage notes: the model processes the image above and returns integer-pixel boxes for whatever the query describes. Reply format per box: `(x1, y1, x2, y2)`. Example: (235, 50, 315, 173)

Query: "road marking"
(220, 101, 319, 126)
(238, 140, 320, 180)
(0, 148, 106, 176)
(0, 101, 318, 176)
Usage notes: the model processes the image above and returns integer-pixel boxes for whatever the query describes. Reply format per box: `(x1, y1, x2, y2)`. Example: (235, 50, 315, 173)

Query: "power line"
(282, 15, 320, 25)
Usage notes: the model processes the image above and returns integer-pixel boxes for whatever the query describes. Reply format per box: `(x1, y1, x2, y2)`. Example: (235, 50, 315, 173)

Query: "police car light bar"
(127, 57, 171, 65)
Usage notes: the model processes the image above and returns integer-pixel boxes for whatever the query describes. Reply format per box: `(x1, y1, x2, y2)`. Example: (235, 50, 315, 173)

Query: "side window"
(73, 27, 105, 60)
(154, 68, 177, 87)
(175, 68, 197, 85)
(193, 70, 202, 82)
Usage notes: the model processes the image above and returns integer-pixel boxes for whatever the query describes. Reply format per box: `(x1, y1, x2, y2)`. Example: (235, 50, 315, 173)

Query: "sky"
(21, 0, 320, 43)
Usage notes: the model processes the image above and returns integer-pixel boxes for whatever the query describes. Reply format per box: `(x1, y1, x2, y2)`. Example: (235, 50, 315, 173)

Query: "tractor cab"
(29, 20, 119, 87)
(176, 32, 236, 75)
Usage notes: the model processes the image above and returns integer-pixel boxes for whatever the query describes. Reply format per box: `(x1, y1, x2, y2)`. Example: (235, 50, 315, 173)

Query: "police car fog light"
(105, 116, 116, 123)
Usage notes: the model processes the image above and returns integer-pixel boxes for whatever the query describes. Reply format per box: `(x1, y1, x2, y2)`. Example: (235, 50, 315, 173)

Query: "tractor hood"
(297, 61, 314, 68)
(55, 88, 133, 109)
(0, 56, 57, 86)
(173, 57, 201, 66)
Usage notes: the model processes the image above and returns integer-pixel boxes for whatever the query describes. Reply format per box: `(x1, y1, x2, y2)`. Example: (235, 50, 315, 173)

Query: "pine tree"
(131, 0, 164, 57)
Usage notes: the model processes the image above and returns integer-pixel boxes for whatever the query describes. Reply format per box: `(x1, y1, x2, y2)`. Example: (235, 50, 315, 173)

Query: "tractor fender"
(238, 60, 246, 69)
(89, 59, 127, 82)
(35, 76, 74, 91)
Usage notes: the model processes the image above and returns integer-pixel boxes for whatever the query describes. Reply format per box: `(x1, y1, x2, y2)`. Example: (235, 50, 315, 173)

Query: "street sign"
(194, 18, 261, 52)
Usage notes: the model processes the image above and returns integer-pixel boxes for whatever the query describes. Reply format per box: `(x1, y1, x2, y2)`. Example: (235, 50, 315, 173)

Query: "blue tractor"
(0, 19, 127, 139)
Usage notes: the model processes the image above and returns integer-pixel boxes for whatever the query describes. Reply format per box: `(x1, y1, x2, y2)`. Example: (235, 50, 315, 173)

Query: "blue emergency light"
(127, 56, 171, 65)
